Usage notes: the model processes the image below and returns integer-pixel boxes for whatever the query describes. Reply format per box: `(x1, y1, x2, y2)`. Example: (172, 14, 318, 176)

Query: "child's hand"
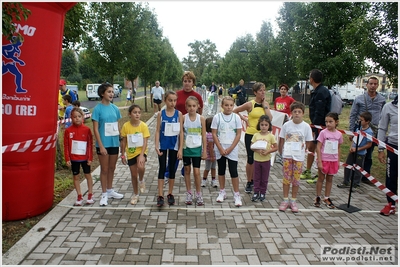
(87, 161, 92, 166)
(317, 161, 323, 171)
(137, 155, 145, 166)
(66, 161, 71, 167)
(349, 147, 356, 153)
(211, 157, 216, 162)
(155, 148, 163, 156)
(177, 151, 182, 160)
(201, 151, 207, 160)
(121, 157, 127, 165)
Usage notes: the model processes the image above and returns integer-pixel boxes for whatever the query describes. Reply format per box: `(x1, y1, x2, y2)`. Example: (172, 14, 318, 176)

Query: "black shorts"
(153, 99, 162, 105)
(312, 128, 320, 144)
(71, 161, 91, 175)
(96, 147, 119, 155)
(183, 156, 201, 168)
(127, 154, 147, 166)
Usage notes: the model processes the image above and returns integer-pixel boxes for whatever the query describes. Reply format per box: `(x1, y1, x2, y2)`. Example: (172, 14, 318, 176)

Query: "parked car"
(113, 84, 120, 97)
(80, 106, 91, 120)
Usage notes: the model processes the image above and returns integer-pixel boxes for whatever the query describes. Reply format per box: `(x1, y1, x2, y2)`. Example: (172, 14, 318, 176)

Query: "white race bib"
(71, 140, 87, 155)
(219, 130, 235, 145)
(105, 122, 119, 136)
(283, 141, 302, 156)
(251, 140, 268, 150)
(127, 133, 144, 148)
(323, 140, 338, 154)
(165, 122, 180, 136)
(185, 135, 202, 148)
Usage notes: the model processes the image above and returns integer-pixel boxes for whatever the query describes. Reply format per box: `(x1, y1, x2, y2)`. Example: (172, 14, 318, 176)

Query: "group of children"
(64, 82, 374, 211)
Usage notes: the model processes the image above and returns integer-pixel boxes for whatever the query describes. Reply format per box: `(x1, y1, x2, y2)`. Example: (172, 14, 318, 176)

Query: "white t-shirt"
(151, 86, 165, 100)
(211, 113, 242, 161)
(279, 120, 313, 161)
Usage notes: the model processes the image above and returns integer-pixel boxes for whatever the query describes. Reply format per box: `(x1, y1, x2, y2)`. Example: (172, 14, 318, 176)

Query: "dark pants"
(386, 144, 398, 205)
(158, 150, 178, 179)
(253, 160, 271, 194)
(362, 143, 375, 181)
(343, 152, 365, 186)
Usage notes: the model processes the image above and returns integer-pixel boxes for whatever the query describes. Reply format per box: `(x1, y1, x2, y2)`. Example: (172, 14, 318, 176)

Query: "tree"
(344, 2, 398, 85)
(182, 39, 220, 83)
(285, 2, 368, 86)
(61, 49, 78, 78)
(2, 2, 31, 42)
(63, 3, 87, 49)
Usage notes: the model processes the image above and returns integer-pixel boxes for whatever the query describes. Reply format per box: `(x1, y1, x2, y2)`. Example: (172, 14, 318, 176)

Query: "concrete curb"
(2, 110, 156, 265)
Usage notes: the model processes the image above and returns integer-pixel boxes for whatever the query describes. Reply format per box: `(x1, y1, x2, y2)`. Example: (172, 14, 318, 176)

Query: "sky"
(147, 1, 284, 61)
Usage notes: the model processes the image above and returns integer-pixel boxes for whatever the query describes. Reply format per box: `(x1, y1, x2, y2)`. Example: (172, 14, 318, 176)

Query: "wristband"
(120, 155, 125, 159)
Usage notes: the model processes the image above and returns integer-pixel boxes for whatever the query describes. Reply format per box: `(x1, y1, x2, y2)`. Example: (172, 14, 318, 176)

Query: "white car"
(80, 106, 91, 120)
(113, 84, 120, 97)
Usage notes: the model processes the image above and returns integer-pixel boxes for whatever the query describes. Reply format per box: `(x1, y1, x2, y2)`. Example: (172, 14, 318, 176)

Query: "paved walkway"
(3, 102, 398, 265)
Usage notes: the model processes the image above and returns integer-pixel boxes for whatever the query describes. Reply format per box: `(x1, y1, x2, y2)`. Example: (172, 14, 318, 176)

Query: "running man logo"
(2, 36, 27, 93)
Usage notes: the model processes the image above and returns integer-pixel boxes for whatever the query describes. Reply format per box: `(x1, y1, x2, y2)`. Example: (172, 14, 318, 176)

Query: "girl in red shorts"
(314, 112, 343, 209)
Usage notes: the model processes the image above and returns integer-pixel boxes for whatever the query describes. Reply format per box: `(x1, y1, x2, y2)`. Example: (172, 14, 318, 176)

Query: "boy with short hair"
(278, 102, 313, 212)
(337, 111, 373, 191)
(63, 94, 73, 128)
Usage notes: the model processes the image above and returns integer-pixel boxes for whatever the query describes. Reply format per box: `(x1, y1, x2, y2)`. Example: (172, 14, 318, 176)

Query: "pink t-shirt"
(317, 128, 343, 162)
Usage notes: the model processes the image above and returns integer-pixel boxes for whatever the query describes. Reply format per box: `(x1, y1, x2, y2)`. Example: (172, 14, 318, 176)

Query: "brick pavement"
(3, 102, 398, 265)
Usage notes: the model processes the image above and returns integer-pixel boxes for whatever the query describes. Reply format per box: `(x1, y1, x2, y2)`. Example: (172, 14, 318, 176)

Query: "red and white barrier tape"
(2, 133, 57, 153)
(310, 124, 398, 155)
(3, 114, 92, 154)
(341, 162, 398, 202)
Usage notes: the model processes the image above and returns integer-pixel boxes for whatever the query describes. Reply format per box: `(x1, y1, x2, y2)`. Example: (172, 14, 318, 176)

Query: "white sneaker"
(74, 198, 83, 206)
(107, 190, 124, 199)
(86, 197, 95, 205)
(234, 194, 242, 207)
(130, 195, 139, 205)
(216, 191, 226, 203)
(211, 179, 218, 188)
(100, 194, 108, 206)
(139, 181, 146, 193)
(201, 179, 207, 187)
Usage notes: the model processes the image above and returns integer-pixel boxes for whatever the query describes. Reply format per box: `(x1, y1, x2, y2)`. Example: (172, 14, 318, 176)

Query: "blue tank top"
(160, 109, 179, 150)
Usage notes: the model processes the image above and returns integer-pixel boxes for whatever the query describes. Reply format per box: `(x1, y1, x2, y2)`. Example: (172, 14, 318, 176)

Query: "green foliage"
(61, 49, 78, 78)
(2, 2, 31, 41)
(63, 2, 87, 49)
(182, 39, 221, 82)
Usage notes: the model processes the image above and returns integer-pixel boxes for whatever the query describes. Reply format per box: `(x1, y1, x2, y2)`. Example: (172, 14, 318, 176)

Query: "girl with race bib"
(182, 96, 207, 205)
(92, 83, 124, 207)
(120, 104, 150, 205)
(155, 91, 183, 207)
(63, 107, 94, 206)
(278, 102, 313, 213)
(211, 96, 243, 207)
(314, 112, 343, 209)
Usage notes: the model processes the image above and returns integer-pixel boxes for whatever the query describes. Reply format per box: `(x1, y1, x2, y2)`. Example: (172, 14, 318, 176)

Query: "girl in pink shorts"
(314, 112, 343, 209)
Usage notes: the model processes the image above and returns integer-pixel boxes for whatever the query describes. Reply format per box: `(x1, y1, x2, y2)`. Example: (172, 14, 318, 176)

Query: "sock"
(203, 178, 207, 180)
(220, 188, 225, 193)
(212, 177, 216, 180)
(77, 194, 82, 200)
(283, 198, 289, 202)
(102, 192, 107, 197)
(324, 196, 329, 200)
(196, 191, 202, 196)
(234, 191, 240, 196)
(290, 198, 297, 202)
(187, 190, 192, 195)
(106, 189, 112, 193)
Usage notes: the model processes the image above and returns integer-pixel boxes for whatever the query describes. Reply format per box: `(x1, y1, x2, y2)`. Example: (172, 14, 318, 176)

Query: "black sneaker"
(259, 193, 265, 202)
(251, 192, 259, 202)
(245, 182, 252, 193)
(157, 196, 164, 207)
(351, 185, 361, 193)
(167, 194, 175, 205)
(337, 182, 350, 188)
(313, 196, 321, 207)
